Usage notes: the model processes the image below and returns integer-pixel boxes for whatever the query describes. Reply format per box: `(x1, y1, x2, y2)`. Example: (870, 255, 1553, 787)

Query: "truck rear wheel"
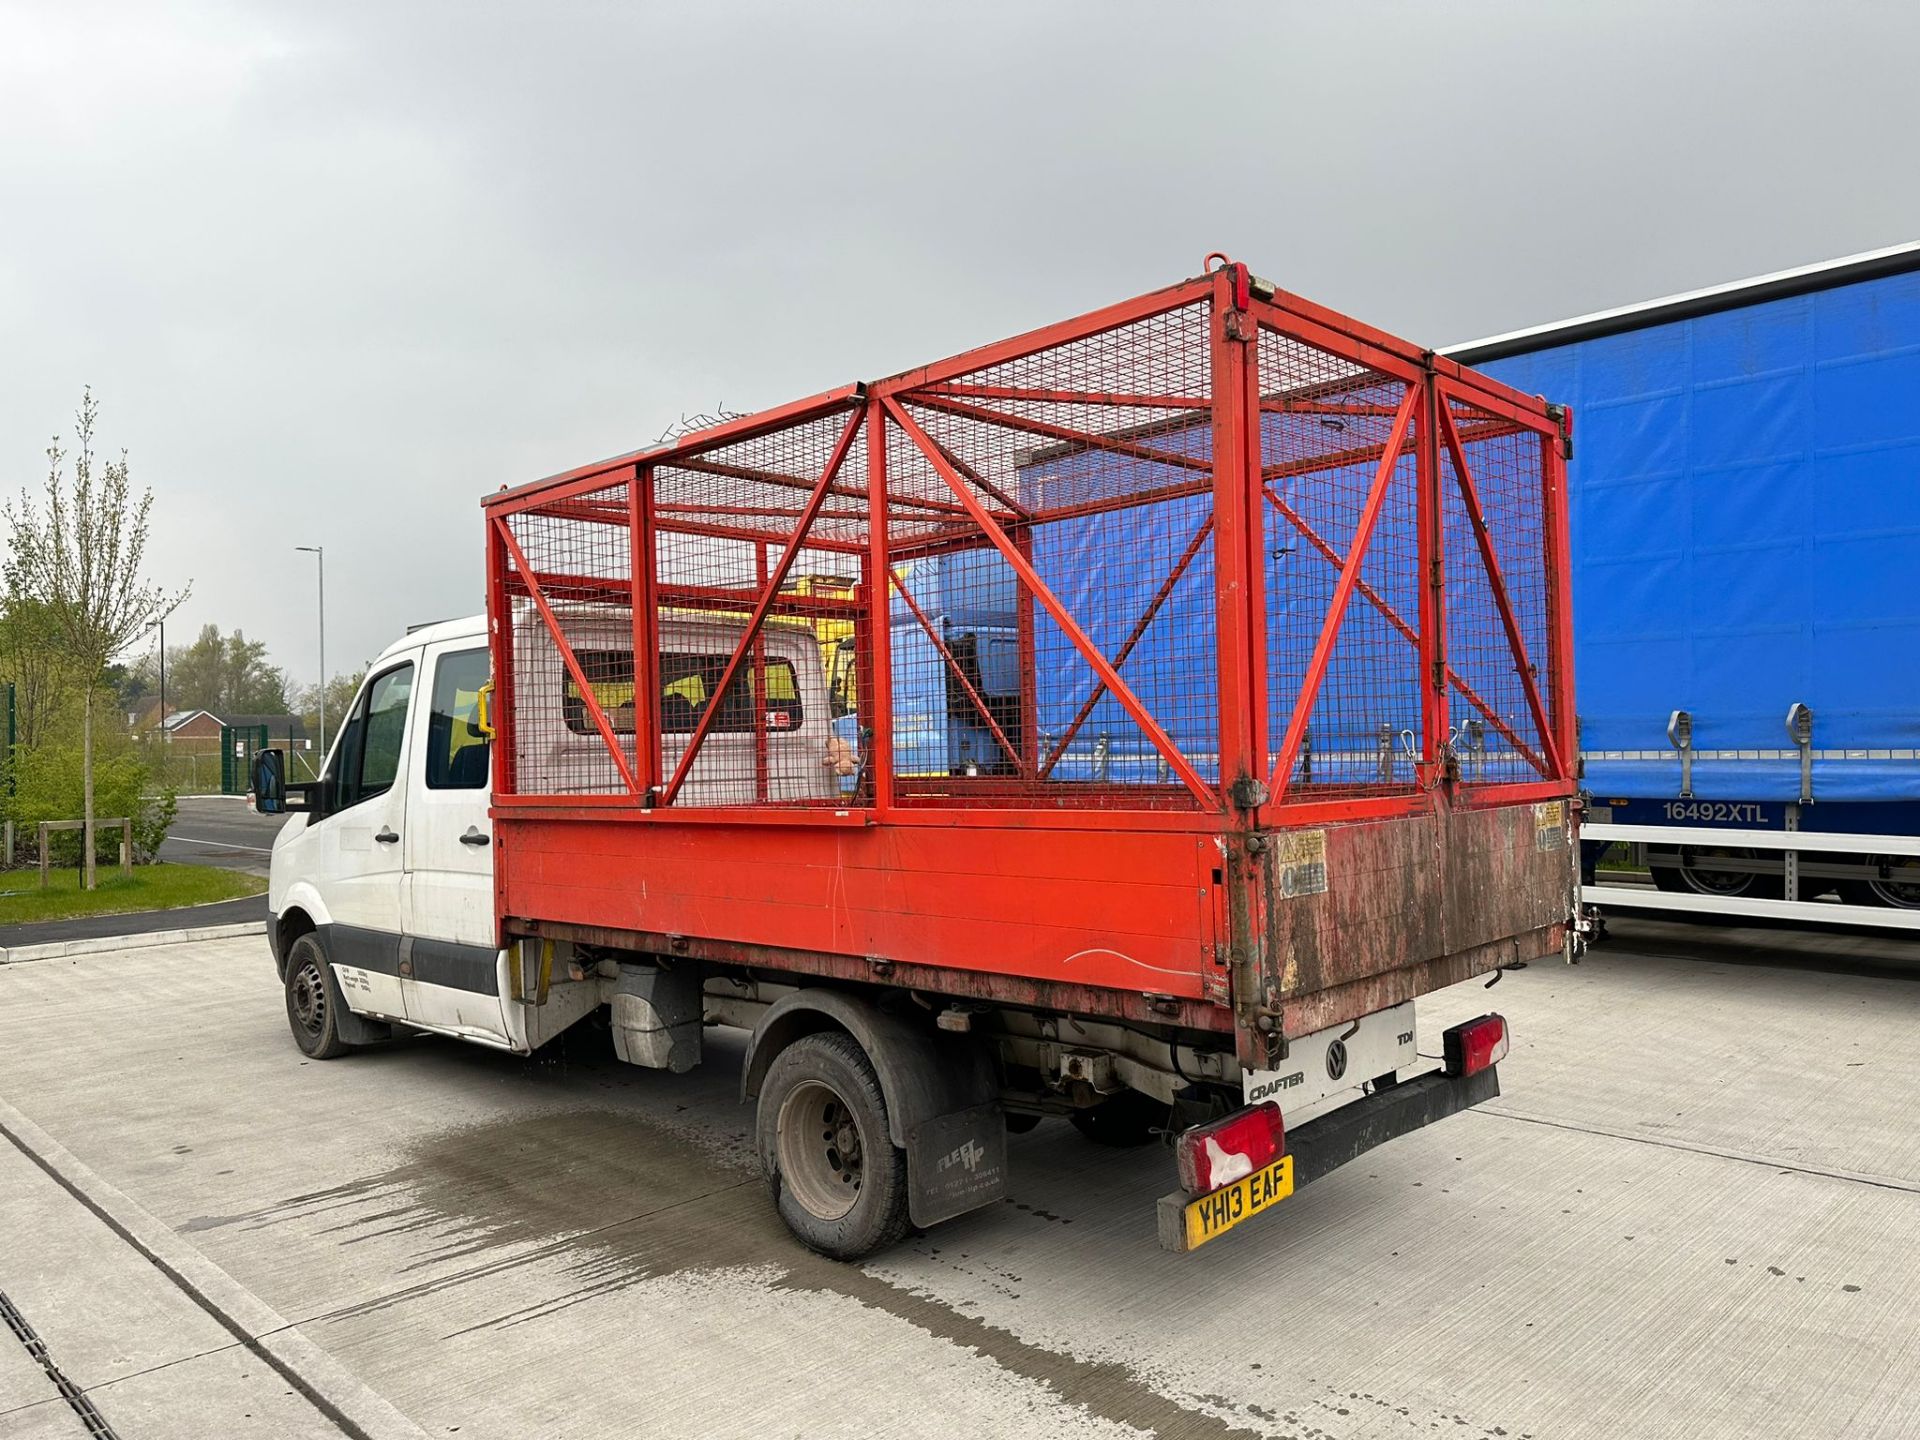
(284, 932, 351, 1060)
(756, 1031, 910, 1260)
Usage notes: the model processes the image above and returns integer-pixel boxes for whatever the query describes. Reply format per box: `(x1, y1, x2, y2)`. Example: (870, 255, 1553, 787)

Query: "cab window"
(564, 650, 803, 735)
(330, 662, 414, 811)
(425, 648, 491, 790)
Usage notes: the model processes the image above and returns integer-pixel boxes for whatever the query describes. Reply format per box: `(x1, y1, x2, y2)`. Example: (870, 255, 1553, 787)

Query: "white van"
(264, 610, 836, 1057)
(261, 609, 1508, 1261)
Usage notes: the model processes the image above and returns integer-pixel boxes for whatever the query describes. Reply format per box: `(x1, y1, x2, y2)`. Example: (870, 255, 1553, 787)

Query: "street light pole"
(146, 617, 166, 735)
(296, 545, 326, 756)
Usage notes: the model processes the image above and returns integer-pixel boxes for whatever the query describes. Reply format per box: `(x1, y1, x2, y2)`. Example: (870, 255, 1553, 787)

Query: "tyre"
(755, 1031, 910, 1260)
(284, 932, 351, 1060)
(1068, 1089, 1166, 1147)
(1841, 854, 1920, 910)
(1004, 1110, 1043, 1135)
(1648, 846, 1783, 900)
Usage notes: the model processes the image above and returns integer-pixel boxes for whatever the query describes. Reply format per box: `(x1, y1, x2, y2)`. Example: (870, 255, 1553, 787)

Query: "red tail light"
(1442, 1014, 1509, 1077)
(1175, 1102, 1284, 1196)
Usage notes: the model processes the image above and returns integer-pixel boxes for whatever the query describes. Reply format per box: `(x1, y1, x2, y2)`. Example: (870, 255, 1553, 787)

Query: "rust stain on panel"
(1261, 800, 1574, 1041)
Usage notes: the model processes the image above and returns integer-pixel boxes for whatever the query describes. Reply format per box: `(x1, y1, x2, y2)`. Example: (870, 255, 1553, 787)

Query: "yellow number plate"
(1180, 1155, 1294, 1250)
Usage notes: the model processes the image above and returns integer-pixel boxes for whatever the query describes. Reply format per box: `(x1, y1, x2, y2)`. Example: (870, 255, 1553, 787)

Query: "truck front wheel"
(756, 1031, 910, 1259)
(284, 932, 351, 1060)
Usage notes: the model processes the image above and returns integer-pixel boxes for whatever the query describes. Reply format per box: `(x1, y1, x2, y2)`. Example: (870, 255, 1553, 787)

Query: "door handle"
(375, 827, 400, 844)
(459, 827, 491, 847)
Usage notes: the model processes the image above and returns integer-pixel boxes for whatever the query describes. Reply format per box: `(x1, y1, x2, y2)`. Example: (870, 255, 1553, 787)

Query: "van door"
(399, 641, 510, 1042)
(313, 656, 419, 1018)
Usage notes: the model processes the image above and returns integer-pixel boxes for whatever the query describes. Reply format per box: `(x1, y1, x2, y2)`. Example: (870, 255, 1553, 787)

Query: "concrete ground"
(0, 918, 1915, 1439)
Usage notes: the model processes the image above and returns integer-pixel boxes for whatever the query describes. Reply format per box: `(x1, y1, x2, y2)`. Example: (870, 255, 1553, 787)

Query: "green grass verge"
(0, 862, 265, 926)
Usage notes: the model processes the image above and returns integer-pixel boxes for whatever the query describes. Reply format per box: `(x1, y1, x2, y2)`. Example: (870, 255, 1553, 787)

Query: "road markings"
(1474, 1106, 1920, 1194)
(166, 836, 274, 854)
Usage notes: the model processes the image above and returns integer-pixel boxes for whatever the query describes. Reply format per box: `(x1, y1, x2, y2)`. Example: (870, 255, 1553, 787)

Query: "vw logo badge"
(1326, 1039, 1348, 1081)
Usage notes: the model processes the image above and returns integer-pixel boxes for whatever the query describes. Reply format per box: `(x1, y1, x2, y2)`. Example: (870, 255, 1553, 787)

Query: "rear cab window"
(564, 650, 803, 735)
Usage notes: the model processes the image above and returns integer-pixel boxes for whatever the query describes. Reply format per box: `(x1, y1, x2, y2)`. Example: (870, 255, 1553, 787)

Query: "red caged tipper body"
(468, 260, 1577, 1253)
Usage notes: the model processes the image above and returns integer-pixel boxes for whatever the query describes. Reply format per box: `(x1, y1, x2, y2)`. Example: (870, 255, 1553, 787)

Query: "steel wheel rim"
(1680, 847, 1758, 896)
(777, 1079, 863, 1222)
(1868, 856, 1920, 908)
(291, 959, 327, 1035)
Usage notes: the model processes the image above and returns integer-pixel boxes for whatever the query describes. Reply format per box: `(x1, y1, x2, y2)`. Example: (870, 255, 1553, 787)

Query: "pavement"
(0, 917, 1915, 1439)
(0, 894, 267, 952)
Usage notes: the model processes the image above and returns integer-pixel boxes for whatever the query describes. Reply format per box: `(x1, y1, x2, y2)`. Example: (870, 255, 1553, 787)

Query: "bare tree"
(4, 389, 189, 888)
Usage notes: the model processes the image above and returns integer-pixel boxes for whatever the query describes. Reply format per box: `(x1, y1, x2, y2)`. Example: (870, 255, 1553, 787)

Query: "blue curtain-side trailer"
(1448, 243, 1920, 927)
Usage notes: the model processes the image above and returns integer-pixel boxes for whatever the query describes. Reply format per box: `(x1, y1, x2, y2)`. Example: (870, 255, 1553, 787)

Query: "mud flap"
(906, 1103, 1008, 1227)
(323, 960, 392, 1046)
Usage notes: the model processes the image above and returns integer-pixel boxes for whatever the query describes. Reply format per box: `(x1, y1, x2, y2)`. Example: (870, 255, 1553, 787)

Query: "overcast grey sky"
(4, 0, 1917, 692)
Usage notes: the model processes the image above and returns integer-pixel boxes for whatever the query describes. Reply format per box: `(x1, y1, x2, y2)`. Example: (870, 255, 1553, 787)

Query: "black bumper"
(1288, 1064, 1501, 1188)
(1155, 1064, 1502, 1251)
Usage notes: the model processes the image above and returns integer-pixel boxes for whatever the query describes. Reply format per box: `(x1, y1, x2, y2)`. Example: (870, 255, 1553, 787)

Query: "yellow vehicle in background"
(782, 573, 860, 721)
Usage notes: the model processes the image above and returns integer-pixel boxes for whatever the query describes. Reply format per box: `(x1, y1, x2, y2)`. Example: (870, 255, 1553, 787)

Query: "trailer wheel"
(756, 1031, 910, 1260)
(1648, 846, 1783, 900)
(284, 932, 350, 1060)
(1842, 855, 1920, 909)
(1068, 1090, 1166, 1147)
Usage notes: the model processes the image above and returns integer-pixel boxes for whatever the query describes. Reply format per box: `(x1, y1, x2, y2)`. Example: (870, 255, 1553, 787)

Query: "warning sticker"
(1534, 800, 1567, 851)
(1273, 829, 1328, 898)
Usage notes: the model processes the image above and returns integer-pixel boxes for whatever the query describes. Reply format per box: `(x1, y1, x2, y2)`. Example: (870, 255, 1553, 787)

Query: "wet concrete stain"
(188, 1107, 1263, 1440)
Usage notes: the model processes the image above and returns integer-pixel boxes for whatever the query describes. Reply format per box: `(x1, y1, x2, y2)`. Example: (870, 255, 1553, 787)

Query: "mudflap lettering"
(905, 1103, 1008, 1227)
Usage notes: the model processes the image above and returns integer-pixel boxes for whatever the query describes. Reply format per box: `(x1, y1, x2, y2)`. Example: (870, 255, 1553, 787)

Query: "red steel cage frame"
(480, 263, 1575, 1041)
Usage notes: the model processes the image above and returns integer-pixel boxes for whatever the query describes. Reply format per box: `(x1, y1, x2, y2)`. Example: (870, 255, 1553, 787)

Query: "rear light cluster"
(1442, 1013, 1509, 1077)
(1174, 1101, 1284, 1196)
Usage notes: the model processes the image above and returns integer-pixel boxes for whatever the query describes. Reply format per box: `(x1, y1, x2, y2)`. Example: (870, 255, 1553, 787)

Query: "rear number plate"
(1179, 1155, 1294, 1250)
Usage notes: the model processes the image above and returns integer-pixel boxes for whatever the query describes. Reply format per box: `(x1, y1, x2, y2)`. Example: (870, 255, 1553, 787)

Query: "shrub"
(5, 742, 161, 866)
(133, 786, 178, 863)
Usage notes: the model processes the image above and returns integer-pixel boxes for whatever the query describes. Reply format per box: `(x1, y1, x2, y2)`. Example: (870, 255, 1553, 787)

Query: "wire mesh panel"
(648, 407, 869, 808)
(498, 408, 872, 808)
(884, 301, 1220, 809)
(1257, 325, 1423, 800)
(500, 478, 638, 796)
(1439, 392, 1555, 784)
(485, 265, 1572, 822)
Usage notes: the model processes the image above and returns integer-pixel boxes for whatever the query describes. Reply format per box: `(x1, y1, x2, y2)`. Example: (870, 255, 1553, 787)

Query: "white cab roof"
(374, 614, 486, 665)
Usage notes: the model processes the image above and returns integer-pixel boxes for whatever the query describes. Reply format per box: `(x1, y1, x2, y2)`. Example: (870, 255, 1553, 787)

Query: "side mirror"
(830, 636, 858, 719)
(251, 749, 287, 814)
